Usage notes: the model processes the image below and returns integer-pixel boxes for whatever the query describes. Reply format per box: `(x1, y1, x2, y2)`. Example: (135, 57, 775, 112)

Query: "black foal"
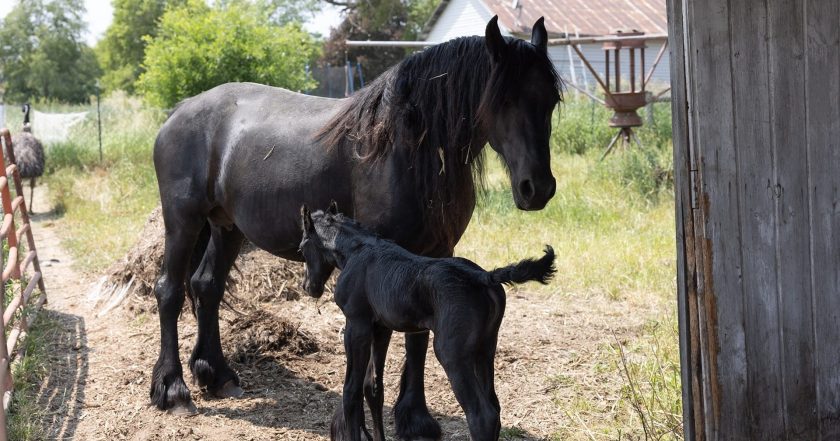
(300, 203, 555, 441)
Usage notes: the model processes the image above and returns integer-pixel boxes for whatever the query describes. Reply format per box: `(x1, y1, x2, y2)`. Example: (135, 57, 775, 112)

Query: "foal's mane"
(316, 35, 559, 246)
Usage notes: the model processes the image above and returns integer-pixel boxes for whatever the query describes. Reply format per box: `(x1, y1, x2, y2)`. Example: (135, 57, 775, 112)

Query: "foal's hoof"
(214, 379, 244, 399)
(167, 401, 198, 417)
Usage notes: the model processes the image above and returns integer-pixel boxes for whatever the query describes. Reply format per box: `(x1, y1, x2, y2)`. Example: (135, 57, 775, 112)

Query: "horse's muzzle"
(515, 176, 556, 210)
(302, 279, 325, 298)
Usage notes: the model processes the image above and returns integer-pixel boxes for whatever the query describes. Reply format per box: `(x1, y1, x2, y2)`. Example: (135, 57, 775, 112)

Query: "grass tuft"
(7, 311, 57, 441)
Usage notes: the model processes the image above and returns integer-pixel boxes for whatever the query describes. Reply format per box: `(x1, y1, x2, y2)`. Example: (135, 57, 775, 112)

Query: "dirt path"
(28, 186, 662, 440)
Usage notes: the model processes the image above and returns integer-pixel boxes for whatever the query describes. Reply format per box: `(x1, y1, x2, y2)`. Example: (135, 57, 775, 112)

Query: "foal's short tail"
(487, 245, 556, 286)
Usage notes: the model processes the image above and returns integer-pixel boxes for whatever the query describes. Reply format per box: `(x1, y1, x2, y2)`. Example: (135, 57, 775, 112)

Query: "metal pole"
(96, 87, 102, 163)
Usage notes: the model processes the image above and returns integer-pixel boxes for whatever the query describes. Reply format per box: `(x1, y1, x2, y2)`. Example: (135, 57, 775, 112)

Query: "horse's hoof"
(214, 379, 244, 399)
(167, 401, 198, 416)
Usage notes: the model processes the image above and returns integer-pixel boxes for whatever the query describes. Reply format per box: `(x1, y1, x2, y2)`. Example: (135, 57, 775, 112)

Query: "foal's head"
(299, 202, 342, 298)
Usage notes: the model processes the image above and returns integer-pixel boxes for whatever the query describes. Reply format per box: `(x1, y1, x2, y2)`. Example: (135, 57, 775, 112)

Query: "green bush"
(137, 0, 319, 108)
(596, 143, 674, 202)
(549, 96, 674, 201)
(551, 97, 615, 155)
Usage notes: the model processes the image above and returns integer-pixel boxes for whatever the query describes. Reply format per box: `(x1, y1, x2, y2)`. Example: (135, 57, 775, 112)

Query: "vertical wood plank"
(727, 0, 785, 438)
(765, 0, 820, 437)
(805, 0, 840, 438)
(684, 0, 749, 438)
(666, 0, 697, 438)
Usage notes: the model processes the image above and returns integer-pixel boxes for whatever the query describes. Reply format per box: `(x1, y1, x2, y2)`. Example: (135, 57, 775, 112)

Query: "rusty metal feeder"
(564, 32, 670, 159)
(601, 32, 647, 157)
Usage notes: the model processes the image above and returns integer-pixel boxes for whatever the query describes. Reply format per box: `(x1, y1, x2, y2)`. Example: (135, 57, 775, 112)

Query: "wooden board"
(670, 0, 840, 437)
(805, 0, 840, 437)
(665, 0, 696, 438)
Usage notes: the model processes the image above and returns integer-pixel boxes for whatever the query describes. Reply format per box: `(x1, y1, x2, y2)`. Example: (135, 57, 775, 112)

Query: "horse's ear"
(531, 17, 548, 53)
(485, 16, 505, 62)
(327, 200, 338, 215)
(301, 205, 314, 234)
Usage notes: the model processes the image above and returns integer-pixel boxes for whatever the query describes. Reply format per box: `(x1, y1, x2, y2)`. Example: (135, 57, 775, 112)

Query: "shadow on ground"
(199, 356, 546, 440)
(34, 310, 88, 440)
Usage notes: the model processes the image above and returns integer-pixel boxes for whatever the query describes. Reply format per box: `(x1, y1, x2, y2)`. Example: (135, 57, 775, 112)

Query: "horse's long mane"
(316, 35, 559, 245)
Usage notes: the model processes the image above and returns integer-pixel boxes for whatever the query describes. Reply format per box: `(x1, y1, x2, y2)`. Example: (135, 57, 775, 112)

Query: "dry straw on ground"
(92, 206, 309, 314)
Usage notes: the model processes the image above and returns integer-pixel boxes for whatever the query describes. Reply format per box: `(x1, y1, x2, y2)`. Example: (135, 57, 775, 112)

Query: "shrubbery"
(137, 0, 319, 108)
(552, 95, 675, 201)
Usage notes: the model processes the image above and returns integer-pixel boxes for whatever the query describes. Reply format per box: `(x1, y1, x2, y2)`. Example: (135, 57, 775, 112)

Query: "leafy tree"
(0, 0, 101, 103)
(96, 0, 185, 94)
(321, 0, 440, 81)
(137, 0, 319, 108)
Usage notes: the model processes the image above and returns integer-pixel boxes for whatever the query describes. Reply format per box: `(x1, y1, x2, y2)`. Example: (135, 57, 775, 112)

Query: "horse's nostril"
(519, 179, 535, 200)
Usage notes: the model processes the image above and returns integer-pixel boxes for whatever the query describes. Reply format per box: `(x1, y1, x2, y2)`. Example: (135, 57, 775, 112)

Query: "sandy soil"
(27, 188, 661, 440)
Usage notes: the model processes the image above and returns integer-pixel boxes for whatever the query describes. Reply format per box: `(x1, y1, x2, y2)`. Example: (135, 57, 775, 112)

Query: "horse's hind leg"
(150, 214, 204, 414)
(188, 224, 244, 398)
(434, 338, 500, 441)
(394, 331, 441, 441)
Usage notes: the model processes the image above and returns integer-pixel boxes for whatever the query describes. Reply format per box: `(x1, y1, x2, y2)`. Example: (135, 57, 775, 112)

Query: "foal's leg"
(395, 332, 441, 441)
(188, 225, 245, 398)
(477, 287, 504, 415)
(338, 320, 373, 441)
(434, 337, 500, 441)
(476, 333, 501, 415)
(364, 325, 392, 441)
(150, 213, 204, 414)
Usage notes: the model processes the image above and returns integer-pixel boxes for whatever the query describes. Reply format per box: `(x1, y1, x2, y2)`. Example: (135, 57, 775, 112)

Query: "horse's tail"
(486, 245, 555, 286)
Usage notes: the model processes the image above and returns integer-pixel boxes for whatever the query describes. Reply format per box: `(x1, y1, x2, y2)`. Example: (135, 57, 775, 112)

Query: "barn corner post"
(669, 0, 840, 439)
(666, 0, 699, 438)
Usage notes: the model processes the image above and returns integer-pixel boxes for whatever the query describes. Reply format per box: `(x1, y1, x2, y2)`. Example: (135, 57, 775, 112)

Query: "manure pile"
(96, 207, 310, 314)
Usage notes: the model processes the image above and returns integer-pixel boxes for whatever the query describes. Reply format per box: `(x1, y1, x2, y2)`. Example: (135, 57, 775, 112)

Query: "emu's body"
(300, 204, 555, 441)
(10, 104, 45, 211)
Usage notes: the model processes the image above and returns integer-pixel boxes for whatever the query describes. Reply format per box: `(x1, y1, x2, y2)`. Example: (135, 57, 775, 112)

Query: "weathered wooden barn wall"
(668, 0, 840, 439)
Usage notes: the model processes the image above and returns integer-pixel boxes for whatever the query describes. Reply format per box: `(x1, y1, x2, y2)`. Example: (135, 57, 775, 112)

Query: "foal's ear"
(327, 200, 338, 215)
(485, 16, 505, 63)
(531, 17, 548, 53)
(301, 205, 314, 234)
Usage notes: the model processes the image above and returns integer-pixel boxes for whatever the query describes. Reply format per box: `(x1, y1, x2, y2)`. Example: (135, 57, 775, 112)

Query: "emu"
(10, 104, 45, 212)
(300, 203, 556, 441)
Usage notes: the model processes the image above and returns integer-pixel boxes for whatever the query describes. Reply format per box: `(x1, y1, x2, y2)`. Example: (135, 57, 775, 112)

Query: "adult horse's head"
(480, 16, 561, 210)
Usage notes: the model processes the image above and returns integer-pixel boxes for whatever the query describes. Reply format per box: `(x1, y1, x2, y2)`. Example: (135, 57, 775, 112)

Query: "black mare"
(299, 203, 556, 441)
(151, 15, 561, 440)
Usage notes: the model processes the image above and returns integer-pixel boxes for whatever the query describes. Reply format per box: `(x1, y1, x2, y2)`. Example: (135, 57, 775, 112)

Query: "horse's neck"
(333, 231, 372, 263)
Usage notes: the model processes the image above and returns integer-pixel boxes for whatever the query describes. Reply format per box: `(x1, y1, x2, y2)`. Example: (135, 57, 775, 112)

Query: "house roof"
(425, 0, 667, 39)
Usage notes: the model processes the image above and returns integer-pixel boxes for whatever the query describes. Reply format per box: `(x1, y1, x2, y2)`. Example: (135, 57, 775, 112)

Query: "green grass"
(40, 92, 163, 270)
(7, 311, 57, 441)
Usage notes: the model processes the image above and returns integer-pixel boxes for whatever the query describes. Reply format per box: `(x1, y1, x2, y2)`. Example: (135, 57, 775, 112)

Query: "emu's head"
(299, 201, 341, 298)
(21, 103, 31, 130)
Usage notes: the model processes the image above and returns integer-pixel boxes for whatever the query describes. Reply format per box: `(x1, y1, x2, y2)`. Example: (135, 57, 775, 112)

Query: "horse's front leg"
(394, 331, 442, 441)
(150, 227, 202, 414)
(188, 226, 244, 398)
(337, 320, 373, 441)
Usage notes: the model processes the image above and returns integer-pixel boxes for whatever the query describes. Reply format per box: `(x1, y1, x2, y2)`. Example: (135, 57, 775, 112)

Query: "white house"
(422, 0, 670, 89)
